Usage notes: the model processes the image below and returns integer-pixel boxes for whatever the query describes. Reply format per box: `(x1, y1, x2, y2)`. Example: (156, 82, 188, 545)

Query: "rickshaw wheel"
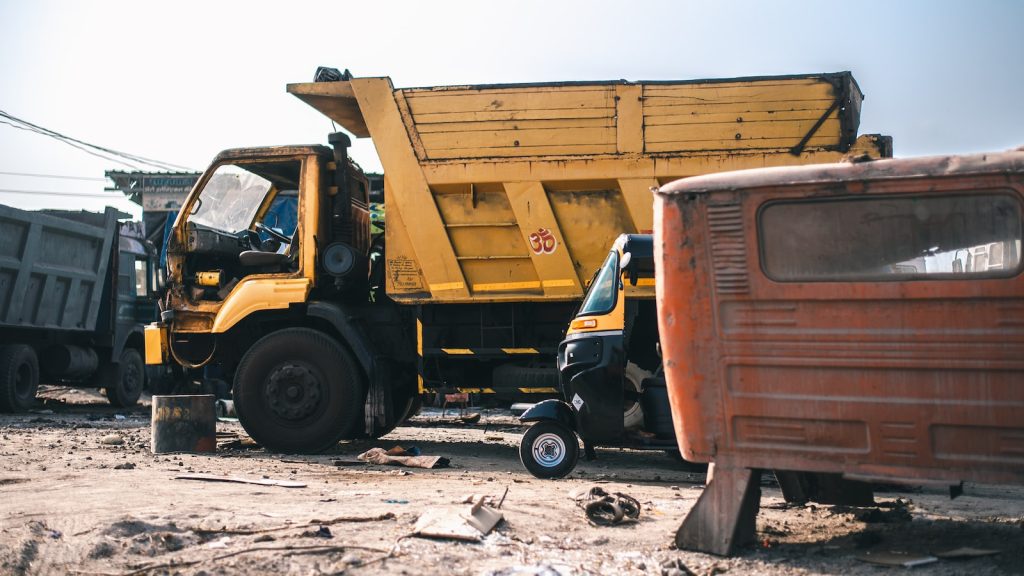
(520, 421, 579, 479)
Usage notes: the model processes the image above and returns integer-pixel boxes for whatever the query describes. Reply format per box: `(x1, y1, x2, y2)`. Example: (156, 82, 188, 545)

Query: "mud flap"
(364, 357, 393, 437)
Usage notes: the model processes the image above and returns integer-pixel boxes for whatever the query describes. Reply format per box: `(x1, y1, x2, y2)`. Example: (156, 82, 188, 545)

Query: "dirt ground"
(1, 387, 1022, 576)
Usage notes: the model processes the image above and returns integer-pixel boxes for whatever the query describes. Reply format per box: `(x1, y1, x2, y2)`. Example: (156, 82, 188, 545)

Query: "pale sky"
(1, 0, 1021, 218)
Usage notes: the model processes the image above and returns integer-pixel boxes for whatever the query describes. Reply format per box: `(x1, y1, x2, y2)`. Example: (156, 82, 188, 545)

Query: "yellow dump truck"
(146, 68, 889, 452)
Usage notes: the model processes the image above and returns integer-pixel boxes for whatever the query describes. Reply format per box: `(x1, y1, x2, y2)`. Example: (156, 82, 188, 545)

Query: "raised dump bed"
(654, 148, 1024, 555)
(0, 205, 118, 333)
(290, 72, 885, 304)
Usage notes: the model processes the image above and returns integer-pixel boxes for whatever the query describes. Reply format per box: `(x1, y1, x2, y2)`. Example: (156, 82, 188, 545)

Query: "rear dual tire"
(99, 348, 144, 408)
(0, 345, 39, 412)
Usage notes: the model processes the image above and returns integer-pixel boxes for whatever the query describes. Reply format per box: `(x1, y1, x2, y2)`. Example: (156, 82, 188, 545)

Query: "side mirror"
(619, 252, 639, 286)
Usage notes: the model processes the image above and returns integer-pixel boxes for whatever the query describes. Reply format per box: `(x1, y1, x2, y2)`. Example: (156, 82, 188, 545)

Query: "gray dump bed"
(0, 205, 118, 332)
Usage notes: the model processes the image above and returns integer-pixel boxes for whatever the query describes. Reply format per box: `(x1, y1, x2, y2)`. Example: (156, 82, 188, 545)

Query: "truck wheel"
(233, 328, 364, 453)
(519, 421, 579, 479)
(0, 345, 39, 412)
(102, 348, 145, 408)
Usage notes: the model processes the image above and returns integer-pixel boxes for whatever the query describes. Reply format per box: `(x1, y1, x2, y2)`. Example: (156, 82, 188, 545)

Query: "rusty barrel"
(151, 395, 216, 453)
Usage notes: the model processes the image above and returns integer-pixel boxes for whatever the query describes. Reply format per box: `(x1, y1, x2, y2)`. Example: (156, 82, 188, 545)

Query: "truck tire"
(101, 348, 145, 408)
(0, 344, 39, 412)
(233, 328, 364, 453)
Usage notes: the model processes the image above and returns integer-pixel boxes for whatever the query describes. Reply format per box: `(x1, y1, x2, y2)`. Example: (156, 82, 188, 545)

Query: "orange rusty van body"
(654, 149, 1024, 552)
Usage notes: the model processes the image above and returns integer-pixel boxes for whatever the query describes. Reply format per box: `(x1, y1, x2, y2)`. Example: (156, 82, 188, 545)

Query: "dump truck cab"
(161, 145, 356, 341)
(146, 141, 411, 452)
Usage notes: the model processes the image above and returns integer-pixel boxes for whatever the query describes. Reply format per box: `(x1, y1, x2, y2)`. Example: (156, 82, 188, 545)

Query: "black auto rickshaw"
(518, 234, 681, 478)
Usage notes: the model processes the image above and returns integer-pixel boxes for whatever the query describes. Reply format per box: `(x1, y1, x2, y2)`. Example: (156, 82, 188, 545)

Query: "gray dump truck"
(0, 204, 161, 411)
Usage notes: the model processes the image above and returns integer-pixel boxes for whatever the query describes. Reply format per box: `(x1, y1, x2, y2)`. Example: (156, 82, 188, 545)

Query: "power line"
(0, 170, 107, 182)
(0, 117, 145, 170)
(0, 187, 127, 199)
(0, 109, 195, 172)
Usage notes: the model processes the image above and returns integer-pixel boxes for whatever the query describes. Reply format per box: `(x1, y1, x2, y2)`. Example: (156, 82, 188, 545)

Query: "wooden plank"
(644, 78, 832, 92)
(412, 108, 612, 124)
(421, 126, 615, 151)
(415, 117, 613, 134)
(406, 89, 614, 115)
(645, 118, 842, 144)
(645, 135, 838, 153)
(616, 84, 643, 154)
(646, 109, 834, 126)
(419, 143, 862, 183)
(642, 82, 834, 103)
(404, 84, 611, 97)
(427, 143, 617, 160)
(644, 99, 835, 116)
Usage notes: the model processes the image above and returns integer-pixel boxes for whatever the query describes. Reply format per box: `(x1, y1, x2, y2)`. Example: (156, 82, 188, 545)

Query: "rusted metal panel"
(656, 148, 1024, 553)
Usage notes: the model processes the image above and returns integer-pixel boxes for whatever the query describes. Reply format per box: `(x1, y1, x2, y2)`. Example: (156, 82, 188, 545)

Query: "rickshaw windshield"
(577, 250, 619, 317)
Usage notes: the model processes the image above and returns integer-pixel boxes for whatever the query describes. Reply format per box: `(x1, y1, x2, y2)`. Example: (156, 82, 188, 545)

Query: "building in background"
(106, 170, 200, 267)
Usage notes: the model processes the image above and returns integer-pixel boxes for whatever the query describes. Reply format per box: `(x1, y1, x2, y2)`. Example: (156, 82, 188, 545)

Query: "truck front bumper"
(144, 322, 170, 365)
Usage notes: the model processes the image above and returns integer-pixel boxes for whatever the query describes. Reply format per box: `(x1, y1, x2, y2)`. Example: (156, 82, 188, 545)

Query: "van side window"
(758, 192, 1022, 281)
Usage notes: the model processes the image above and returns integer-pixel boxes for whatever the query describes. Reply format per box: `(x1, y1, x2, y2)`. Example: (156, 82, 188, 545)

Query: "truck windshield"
(577, 250, 619, 317)
(189, 164, 274, 234)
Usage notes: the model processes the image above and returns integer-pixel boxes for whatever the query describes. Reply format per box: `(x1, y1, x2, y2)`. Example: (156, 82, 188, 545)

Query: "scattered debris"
(855, 551, 939, 567)
(332, 458, 366, 467)
(173, 473, 306, 488)
(357, 447, 449, 469)
(574, 487, 641, 526)
(88, 541, 117, 559)
(462, 487, 509, 510)
(487, 564, 572, 576)
(189, 513, 396, 536)
(935, 547, 1000, 559)
(382, 499, 409, 504)
(856, 504, 912, 524)
(100, 434, 124, 446)
(414, 497, 504, 541)
(206, 536, 232, 549)
(114, 463, 136, 470)
(301, 526, 333, 539)
(660, 558, 695, 576)
(460, 412, 482, 424)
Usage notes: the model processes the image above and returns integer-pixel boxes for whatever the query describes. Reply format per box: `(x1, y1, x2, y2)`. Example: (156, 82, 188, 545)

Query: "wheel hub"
(123, 362, 140, 394)
(532, 432, 566, 467)
(264, 363, 322, 421)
